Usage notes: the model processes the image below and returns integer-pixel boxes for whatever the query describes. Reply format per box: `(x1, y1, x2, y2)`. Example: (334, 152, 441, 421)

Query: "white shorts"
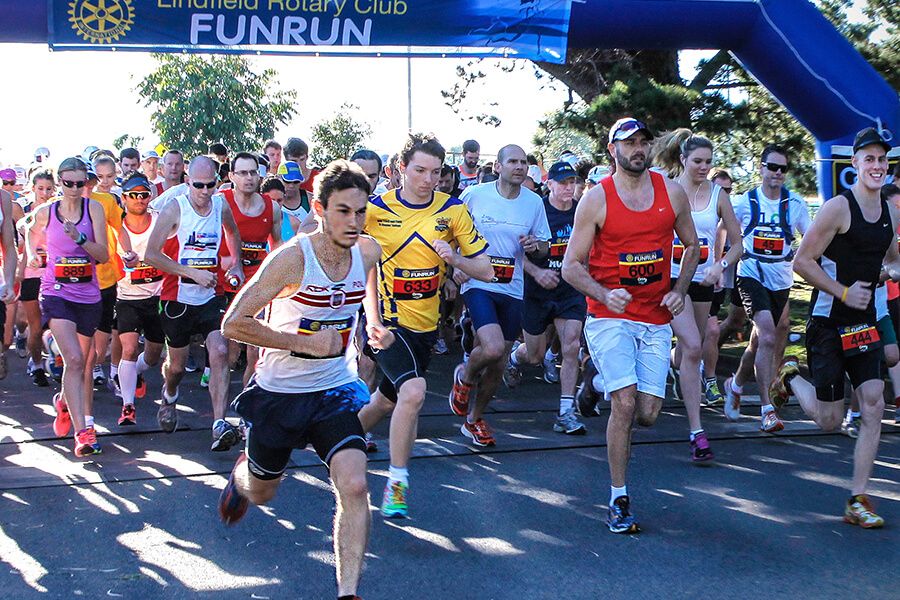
(583, 316, 672, 399)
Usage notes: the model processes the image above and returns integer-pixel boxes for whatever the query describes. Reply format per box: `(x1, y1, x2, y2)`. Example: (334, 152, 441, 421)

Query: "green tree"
(310, 104, 373, 166)
(112, 133, 144, 152)
(135, 54, 297, 157)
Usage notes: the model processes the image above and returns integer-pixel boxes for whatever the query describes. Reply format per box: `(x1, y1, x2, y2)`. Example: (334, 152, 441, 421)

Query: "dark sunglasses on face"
(1, 180, 15, 186)
(613, 119, 649, 140)
(764, 162, 789, 174)
(124, 191, 151, 200)
(61, 179, 86, 189)
(191, 180, 217, 189)
(721, 186, 733, 194)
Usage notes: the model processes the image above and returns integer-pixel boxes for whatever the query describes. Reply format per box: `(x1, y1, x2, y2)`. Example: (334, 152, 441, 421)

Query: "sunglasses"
(60, 179, 86, 189)
(764, 162, 789, 174)
(1, 180, 15, 186)
(613, 119, 649, 140)
(191, 180, 217, 189)
(232, 169, 258, 178)
(124, 191, 151, 200)
(721, 186, 733, 194)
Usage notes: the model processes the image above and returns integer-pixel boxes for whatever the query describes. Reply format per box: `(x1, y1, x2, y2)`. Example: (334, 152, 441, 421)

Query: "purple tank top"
(40, 198, 100, 303)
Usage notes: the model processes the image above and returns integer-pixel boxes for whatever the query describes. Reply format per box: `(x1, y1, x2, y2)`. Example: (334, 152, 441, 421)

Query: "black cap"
(853, 127, 891, 154)
(548, 161, 578, 182)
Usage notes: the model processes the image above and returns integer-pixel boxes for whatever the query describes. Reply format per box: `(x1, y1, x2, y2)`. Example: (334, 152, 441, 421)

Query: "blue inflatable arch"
(3, 0, 896, 199)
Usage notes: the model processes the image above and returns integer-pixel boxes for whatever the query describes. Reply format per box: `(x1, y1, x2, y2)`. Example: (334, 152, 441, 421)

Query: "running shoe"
(118, 403, 136, 427)
(841, 414, 861, 439)
(689, 432, 715, 462)
(760, 410, 784, 433)
(668, 365, 682, 401)
(157, 399, 178, 433)
(895, 399, 899, 425)
(200, 367, 211, 388)
(14, 334, 27, 358)
(461, 419, 496, 447)
(543, 355, 560, 384)
(460, 314, 475, 356)
(219, 452, 250, 526)
(449, 364, 473, 417)
(53, 392, 71, 437)
(607, 495, 639, 534)
(381, 479, 409, 519)
(92, 365, 106, 387)
(364, 432, 378, 454)
(704, 378, 724, 406)
(211, 420, 240, 452)
(26, 356, 35, 376)
(108, 375, 122, 398)
(723, 376, 741, 421)
(576, 359, 601, 417)
(769, 355, 799, 410)
(185, 353, 198, 373)
(843, 494, 884, 528)
(32, 367, 49, 387)
(433, 338, 448, 355)
(553, 409, 586, 435)
(503, 357, 523, 389)
(74, 426, 101, 457)
(0, 352, 7, 380)
(135, 374, 147, 399)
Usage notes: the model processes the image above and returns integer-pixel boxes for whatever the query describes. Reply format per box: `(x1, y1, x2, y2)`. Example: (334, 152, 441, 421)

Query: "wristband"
(841, 286, 848, 303)
(75, 232, 87, 246)
(719, 259, 728, 269)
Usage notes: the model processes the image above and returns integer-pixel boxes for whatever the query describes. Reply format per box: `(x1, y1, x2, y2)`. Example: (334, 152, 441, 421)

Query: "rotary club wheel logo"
(68, 0, 134, 44)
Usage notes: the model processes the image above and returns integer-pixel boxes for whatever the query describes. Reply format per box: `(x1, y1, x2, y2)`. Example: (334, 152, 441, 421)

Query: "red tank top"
(220, 189, 274, 284)
(587, 171, 675, 325)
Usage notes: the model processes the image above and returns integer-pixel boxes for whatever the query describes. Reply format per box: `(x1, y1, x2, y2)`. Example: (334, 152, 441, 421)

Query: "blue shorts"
(522, 294, 586, 336)
(462, 288, 523, 342)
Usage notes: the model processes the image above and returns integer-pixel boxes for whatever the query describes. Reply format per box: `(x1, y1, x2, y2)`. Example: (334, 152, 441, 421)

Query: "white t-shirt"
(149, 182, 190, 211)
(460, 181, 550, 299)
(734, 186, 810, 291)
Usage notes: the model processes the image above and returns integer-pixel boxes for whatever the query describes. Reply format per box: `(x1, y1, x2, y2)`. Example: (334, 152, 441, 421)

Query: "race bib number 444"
(839, 323, 881, 356)
(618, 250, 664, 286)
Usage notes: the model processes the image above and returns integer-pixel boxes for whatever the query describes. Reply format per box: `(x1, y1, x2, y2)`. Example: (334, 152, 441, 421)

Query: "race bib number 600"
(618, 250, 664, 286)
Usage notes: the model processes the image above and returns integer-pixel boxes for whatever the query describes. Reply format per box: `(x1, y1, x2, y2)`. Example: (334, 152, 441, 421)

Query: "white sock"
(761, 404, 774, 415)
(118, 359, 137, 406)
(730, 377, 743, 394)
(110, 363, 118, 379)
(849, 410, 860, 419)
(203, 367, 211, 377)
(388, 465, 408, 485)
(699, 360, 705, 378)
(136, 352, 150, 374)
(559, 395, 574, 415)
(509, 347, 520, 366)
(690, 428, 704, 440)
(85, 415, 94, 428)
(610, 485, 627, 505)
(544, 348, 558, 363)
(163, 388, 179, 404)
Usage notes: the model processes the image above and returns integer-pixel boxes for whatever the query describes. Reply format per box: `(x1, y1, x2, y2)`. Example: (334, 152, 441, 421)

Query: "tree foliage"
(310, 104, 373, 166)
(112, 133, 144, 152)
(135, 54, 297, 158)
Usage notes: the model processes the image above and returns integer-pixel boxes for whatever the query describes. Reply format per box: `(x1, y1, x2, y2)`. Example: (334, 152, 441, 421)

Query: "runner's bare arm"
(220, 201, 244, 285)
(433, 242, 493, 282)
(668, 181, 700, 296)
(359, 236, 395, 350)
(269, 198, 284, 250)
(81, 200, 110, 264)
(0, 192, 16, 301)
(883, 201, 900, 281)
(716, 188, 744, 271)
(221, 243, 342, 357)
(143, 199, 196, 279)
(298, 211, 319, 235)
(23, 205, 50, 268)
(561, 185, 613, 303)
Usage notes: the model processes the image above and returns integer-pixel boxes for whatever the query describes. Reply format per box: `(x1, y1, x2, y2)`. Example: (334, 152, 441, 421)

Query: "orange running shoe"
(74, 426, 101, 457)
(449, 364, 474, 417)
(135, 374, 147, 399)
(461, 418, 496, 447)
(53, 393, 71, 437)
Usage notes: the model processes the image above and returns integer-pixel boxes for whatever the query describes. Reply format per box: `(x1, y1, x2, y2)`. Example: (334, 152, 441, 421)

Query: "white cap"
(527, 164, 542, 183)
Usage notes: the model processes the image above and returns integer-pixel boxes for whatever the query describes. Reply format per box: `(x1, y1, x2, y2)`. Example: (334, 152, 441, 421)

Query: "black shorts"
(888, 297, 900, 342)
(522, 294, 586, 336)
(97, 285, 118, 334)
(710, 288, 726, 318)
(233, 380, 368, 478)
(730, 282, 742, 308)
(20, 277, 40, 302)
(687, 281, 715, 304)
(737, 276, 789, 321)
(806, 318, 884, 402)
(115, 296, 165, 344)
(0, 300, 5, 341)
(366, 325, 437, 402)
(160, 296, 226, 348)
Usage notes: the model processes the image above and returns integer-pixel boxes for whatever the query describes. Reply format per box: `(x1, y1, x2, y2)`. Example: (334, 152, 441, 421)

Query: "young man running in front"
(219, 160, 392, 600)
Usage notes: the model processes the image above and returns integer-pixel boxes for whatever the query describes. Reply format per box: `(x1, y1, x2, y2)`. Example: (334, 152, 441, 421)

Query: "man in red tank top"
(562, 117, 701, 534)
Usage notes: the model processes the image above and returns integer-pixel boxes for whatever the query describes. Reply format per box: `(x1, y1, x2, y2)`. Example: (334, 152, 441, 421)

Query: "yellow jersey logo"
(68, 0, 134, 44)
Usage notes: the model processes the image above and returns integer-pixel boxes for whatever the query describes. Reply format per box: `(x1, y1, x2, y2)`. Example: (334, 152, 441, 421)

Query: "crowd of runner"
(0, 121, 897, 599)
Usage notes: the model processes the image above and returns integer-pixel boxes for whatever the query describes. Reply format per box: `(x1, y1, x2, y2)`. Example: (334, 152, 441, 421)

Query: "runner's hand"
(26, 252, 42, 269)
(661, 290, 685, 316)
(602, 288, 632, 314)
(452, 269, 470, 286)
(121, 251, 139, 269)
(62, 220, 80, 242)
(302, 328, 343, 358)
(443, 279, 458, 301)
(533, 268, 560, 290)
(190, 269, 217, 289)
(226, 267, 245, 288)
(701, 263, 723, 287)
(843, 281, 872, 310)
(433, 240, 456, 266)
(366, 322, 395, 350)
(519, 234, 539, 254)
(0, 283, 13, 304)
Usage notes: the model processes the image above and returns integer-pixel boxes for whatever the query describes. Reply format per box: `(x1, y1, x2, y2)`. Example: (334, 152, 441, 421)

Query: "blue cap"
(277, 161, 304, 182)
(548, 161, 578, 182)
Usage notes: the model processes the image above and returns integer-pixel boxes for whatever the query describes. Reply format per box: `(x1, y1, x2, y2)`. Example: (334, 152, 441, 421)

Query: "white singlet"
(118, 212, 164, 300)
(160, 193, 223, 306)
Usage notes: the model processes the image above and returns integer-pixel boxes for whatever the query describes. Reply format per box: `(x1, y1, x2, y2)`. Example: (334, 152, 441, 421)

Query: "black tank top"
(810, 190, 892, 325)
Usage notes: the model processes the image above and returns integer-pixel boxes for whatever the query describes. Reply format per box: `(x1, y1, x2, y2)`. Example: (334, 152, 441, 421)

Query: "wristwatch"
(719, 259, 728, 269)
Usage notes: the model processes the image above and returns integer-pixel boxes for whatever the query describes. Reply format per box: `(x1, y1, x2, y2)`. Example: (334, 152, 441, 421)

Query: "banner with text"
(49, 0, 572, 62)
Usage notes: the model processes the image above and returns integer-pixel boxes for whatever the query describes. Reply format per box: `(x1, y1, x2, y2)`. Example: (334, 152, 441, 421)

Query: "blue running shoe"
(607, 495, 640, 534)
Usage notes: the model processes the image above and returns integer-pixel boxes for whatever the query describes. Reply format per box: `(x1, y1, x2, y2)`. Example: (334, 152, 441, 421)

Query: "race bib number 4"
(672, 237, 709, 264)
(839, 323, 881, 356)
(490, 256, 515, 284)
(241, 241, 266, 267)
(130, 262, 163, 284)
(618, 250, 664, 286)
(179, 257, 218, 282)
(393, 267, 439, 300)
(752, 230, 785, 255)
(54, 256, 92, 283)
(290, 316, 354, 359)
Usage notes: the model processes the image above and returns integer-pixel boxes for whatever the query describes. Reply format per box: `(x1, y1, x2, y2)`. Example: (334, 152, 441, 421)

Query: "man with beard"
(458, 139, 480, 191)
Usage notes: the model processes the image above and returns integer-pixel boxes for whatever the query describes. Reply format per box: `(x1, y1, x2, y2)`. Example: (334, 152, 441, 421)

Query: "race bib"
(290, 316, 354, 359)
(752, 229, 785, 256)
(548, 240, 568, 271)
(240, 241, 266, 267)
(54, 256, 92, 283)
(672, 237, 710, 264)
(129, 262, 163, 284)
(393, 267, 439, 300)
(490, 256, 515, 284)
(838, 323, 881, 356)
(618, 250, 664, 286)
(179, 257, 218, 282)
(37, 248, 47, 269)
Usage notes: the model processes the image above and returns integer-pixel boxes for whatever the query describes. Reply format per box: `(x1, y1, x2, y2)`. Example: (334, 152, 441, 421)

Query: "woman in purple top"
(24, 157, 109, 458)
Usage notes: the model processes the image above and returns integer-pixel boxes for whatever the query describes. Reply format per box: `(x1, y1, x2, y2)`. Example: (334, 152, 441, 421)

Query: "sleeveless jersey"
(20, 201, 51, 279)
(587, 172, 676, 325)
(810, 190, 892, 326)
(118, 212, 164, 300)
(222, 189, 274, 281)
(40, 198, 100, 303)
(255, 235, 367, 394)
(672, 183, 720, 282)
(160, 194, 223, 305)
